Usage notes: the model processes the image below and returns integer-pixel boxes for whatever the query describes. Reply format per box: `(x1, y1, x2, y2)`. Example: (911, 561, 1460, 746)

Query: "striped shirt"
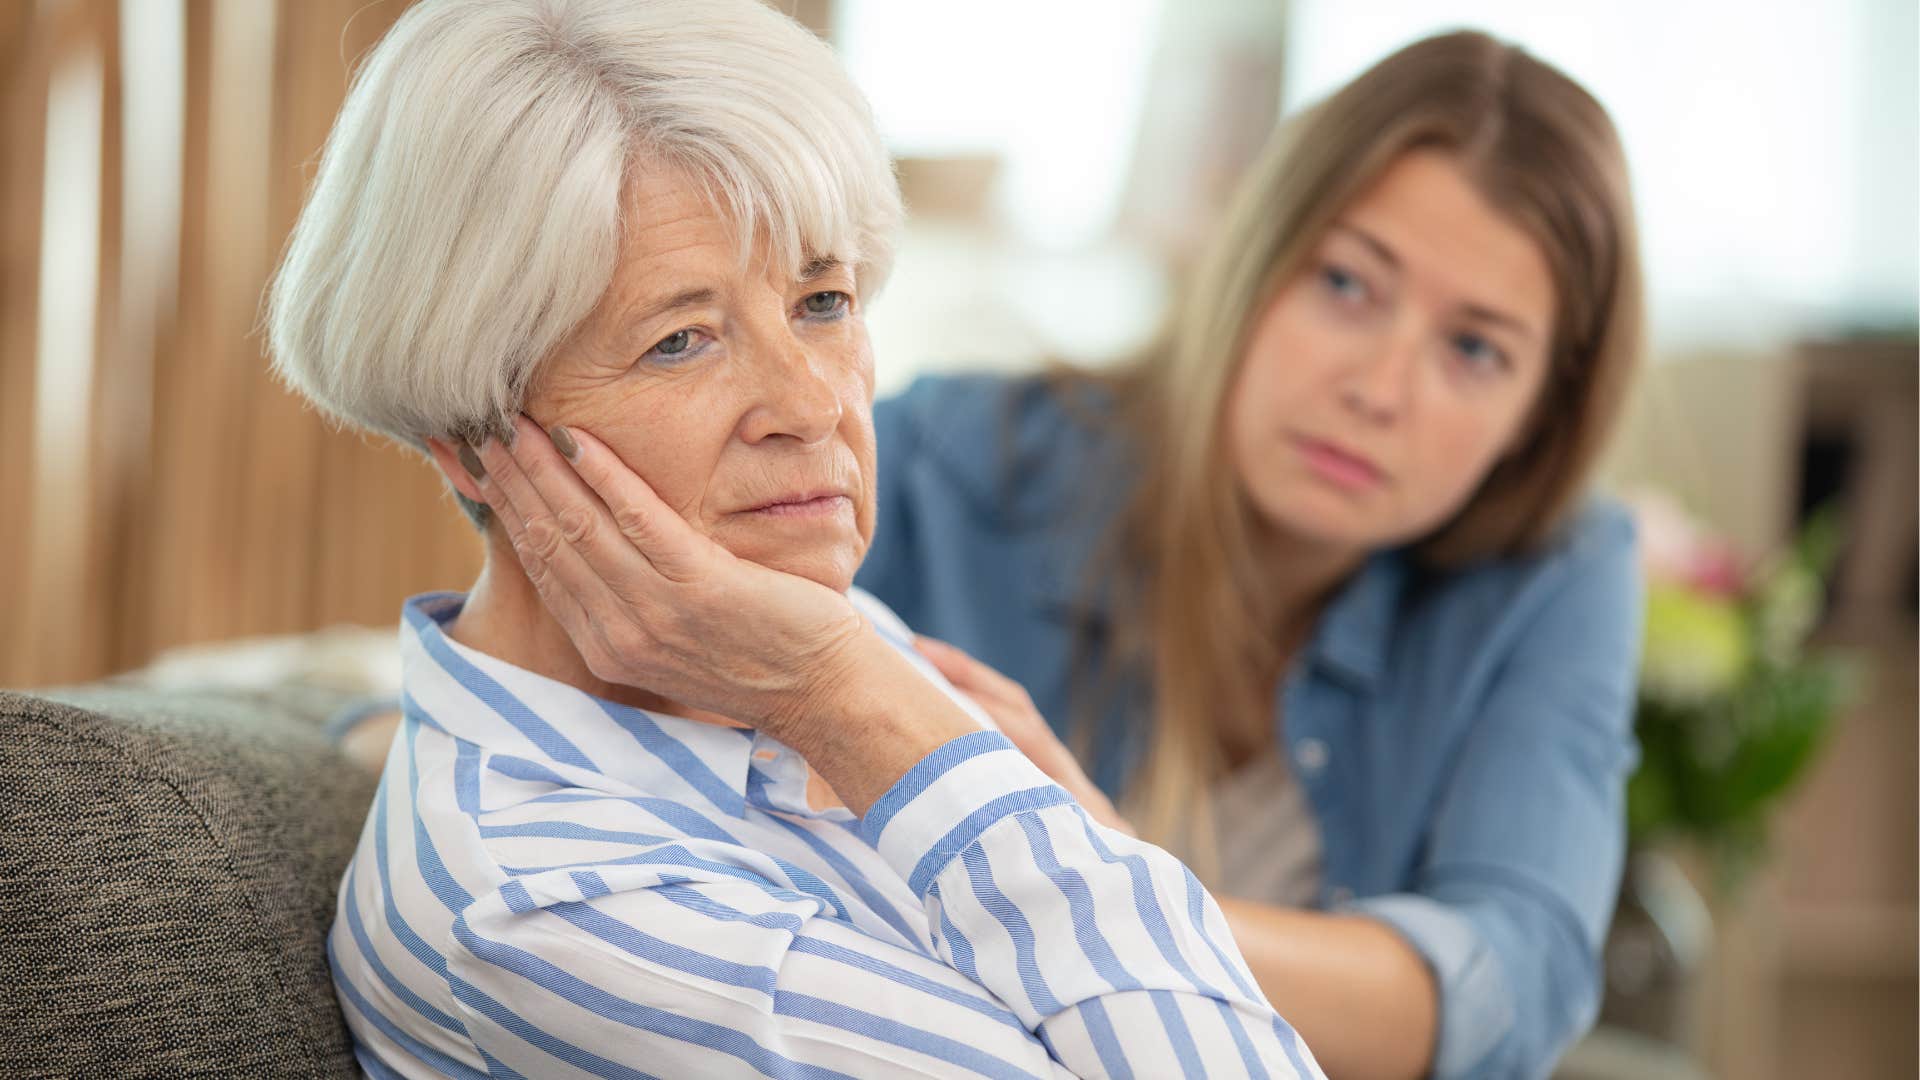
(328, 590, 1326, 1079)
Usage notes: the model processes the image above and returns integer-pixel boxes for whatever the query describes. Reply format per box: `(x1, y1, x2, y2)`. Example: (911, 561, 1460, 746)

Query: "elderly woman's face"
(524, 166, 877, 592)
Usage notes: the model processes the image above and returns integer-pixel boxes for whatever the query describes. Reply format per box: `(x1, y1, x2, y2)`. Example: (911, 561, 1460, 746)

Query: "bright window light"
(835, 0, 1165, 248)
(1283, 0, 1919, 349)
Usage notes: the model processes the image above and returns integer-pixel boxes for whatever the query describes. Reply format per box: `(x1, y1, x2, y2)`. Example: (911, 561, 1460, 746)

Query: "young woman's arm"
(1215, 900, 1438, 1080)
(923, 638, 1436, 1079)
(923, 507, 1643, 1080)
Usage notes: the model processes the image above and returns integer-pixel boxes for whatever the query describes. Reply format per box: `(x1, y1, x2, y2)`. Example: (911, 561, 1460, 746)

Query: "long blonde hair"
(1076, 31, 1646, 875)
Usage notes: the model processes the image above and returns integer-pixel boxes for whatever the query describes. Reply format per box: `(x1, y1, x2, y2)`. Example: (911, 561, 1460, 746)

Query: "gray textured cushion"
(0, 684, 380, 1078)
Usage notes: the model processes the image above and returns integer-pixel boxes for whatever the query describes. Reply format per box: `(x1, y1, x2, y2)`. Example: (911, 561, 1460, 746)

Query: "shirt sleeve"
(444, 731, 1326, 1078)
(863, 731, 1325, 1078)
(1341, 512, 1644, 1079)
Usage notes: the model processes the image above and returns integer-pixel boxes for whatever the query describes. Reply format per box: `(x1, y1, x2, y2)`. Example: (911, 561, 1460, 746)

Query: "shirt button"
(1294, 737, 1329, 775)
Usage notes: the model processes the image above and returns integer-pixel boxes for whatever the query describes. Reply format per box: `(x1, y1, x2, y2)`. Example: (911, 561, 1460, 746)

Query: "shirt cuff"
(858, 729, 1075, 897)
(1340, 892, 1515, 1079)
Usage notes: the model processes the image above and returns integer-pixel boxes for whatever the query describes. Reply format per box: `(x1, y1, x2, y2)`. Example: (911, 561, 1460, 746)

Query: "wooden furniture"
(1759, 339, 1917, 1080)
(1640, 340, 1917, 1080)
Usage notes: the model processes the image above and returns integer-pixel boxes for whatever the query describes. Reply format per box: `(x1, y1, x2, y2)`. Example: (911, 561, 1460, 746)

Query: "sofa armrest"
(0, 684, 379, 1078)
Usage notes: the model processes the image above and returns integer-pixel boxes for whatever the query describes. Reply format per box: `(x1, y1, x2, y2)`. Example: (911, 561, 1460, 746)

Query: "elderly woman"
(270, 1, 1322, 1077)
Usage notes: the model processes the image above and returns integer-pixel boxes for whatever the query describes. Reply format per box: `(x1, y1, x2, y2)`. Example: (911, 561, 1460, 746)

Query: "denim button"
(1295, 737, 1329, 775)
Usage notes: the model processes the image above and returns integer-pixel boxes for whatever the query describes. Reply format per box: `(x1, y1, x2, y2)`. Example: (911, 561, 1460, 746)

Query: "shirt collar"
(1301, 550, 1407, 692)
(398, 591, 759, 804)
(1036, 537, 1409, 695)
(1027, 474, 1137, 624)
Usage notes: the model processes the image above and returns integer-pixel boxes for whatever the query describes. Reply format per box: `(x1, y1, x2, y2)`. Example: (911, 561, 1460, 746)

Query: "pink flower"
(1685, 541, 1748, 598)
(1626, 490, 1704, 582)
(1623, 489, 1749, 597)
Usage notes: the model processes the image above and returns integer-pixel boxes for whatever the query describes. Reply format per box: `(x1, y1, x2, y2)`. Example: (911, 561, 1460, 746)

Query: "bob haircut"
(267, 0, 902, 525)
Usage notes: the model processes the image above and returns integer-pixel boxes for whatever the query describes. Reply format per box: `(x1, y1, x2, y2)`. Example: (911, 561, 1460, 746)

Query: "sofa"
(0, 680, 377, 1078)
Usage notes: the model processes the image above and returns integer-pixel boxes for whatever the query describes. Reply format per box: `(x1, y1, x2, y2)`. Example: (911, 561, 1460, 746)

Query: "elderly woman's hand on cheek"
(466, 412, 991, 816)
(473, 414, 872, 736)
(464, 411, 1131, 830)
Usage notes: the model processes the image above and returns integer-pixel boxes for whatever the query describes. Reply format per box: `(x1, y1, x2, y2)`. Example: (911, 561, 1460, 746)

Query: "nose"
(1339, 321, 1418, 425)
(738, 335, 843, 447)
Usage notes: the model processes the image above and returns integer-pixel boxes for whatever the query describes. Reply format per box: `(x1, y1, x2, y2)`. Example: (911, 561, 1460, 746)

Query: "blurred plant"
(1623, 491, 1853, 893)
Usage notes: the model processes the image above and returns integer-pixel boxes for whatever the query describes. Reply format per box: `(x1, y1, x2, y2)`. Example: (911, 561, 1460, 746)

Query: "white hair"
(267, 0, 901, 450)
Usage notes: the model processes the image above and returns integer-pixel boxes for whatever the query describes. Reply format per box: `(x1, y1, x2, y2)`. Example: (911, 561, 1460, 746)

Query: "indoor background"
(1, 1, 1914, 1076)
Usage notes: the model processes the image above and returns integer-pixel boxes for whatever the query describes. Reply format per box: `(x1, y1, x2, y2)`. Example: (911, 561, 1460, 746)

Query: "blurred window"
(835, 0, 1165, 248)
(1284, 0, 1920, 349)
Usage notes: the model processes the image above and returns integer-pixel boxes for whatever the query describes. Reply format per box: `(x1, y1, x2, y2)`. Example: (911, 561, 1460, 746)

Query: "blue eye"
(1451, 331, 1508, 373)
(1320, 264, 1369, 304)
(642, 328, 708, 365)
(800, 290, 850, 319)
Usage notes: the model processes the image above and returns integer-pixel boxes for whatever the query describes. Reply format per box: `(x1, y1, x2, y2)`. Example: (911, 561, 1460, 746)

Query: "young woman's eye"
(642, 328, 708, 364)
(800, 290, 850, 319)
(1320, 264, 1369, 304)
(1451, 331, 1509, 374)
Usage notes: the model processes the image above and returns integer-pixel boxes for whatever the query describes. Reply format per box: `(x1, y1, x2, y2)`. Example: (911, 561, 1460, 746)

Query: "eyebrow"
(1328, 223, 1541, 344)
(1331, 223, 1401, 272)
(619, 259, 844, 327)
(619, 286, 717, 332)
(799, 256, 844, 282)
(1459, 302, 1540, 343)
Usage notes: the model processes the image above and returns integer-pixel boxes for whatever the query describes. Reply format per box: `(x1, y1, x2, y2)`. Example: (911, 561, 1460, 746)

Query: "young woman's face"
(1226, 149, 1557, 555)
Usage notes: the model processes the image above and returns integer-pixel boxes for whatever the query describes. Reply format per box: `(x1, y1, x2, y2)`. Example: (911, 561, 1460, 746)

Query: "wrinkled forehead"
(623, 148, 871, 292)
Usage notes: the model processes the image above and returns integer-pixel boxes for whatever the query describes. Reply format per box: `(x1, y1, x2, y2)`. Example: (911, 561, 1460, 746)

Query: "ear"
(425, 436, 487, 504)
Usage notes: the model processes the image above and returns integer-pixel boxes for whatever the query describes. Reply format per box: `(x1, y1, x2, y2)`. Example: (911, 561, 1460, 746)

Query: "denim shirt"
(855, 373, 1644, 1080)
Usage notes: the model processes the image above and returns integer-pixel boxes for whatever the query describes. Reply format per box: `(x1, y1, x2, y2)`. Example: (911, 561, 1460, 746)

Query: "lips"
(737, 488, 852, 511)
(1291, 434, 1387, 491)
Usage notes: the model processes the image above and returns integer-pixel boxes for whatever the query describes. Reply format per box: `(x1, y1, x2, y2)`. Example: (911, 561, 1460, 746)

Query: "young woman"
(856, 31, 1646, 1080)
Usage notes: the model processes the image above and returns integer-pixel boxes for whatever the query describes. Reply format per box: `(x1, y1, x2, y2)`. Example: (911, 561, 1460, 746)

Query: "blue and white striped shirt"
(328, 590, 1326, 1078)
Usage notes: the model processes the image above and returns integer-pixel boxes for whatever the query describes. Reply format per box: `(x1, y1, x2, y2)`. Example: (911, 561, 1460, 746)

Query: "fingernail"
(549, 424, 579, 461)
(458, 443, 487, 483)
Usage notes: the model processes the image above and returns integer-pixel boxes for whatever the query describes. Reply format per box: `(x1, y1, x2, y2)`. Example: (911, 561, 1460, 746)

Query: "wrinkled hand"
(469, 415, 870, 736)
(913, 636, 1136, 837)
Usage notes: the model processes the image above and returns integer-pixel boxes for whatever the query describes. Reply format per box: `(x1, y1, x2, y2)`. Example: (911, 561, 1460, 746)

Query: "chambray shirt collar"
(1032, 502, 1410, 695)
(1021, 469, 1140, 625)
(399, 590, 764, 804)
(1301, 550, 1408, 692)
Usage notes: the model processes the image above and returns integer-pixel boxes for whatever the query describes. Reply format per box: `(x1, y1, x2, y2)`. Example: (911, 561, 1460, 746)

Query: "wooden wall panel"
(221, 0, 314, 642)
(83, 0, 130, 679)
(102, 0, 179, 672)
(144, 0, 238, 658)
(8, 0, 118, 686)
(0, 4, 49, 687)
